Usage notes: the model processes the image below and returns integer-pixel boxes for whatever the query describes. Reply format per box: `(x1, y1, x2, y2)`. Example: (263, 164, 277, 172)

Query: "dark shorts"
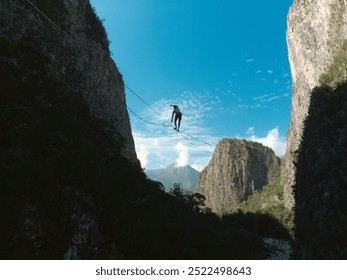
(175, 112, 182, 120)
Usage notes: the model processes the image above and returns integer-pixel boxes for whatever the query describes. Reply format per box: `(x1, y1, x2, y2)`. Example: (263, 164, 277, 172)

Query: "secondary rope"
(179, 130, 212, 147)
(23, 0, 67, 35)
(127, 105, 171, 128)
(124, 84, 162, 116)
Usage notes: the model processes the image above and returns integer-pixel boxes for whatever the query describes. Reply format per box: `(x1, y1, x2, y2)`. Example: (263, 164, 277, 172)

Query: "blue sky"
(90, 0, 293, 171)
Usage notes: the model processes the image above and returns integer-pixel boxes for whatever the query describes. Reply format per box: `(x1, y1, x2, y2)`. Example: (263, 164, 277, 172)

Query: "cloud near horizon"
(134, 126, 286, 172)
(247, 127, 286, 157)
(174, 142, 189, 167)
(133, 131, 216, 171)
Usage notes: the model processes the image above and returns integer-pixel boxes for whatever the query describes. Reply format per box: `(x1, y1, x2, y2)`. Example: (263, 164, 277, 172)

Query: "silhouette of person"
(171, 105, 182, 131)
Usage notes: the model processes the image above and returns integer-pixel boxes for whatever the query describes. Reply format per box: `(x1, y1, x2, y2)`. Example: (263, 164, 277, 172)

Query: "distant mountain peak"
(146, 163, 200, 192)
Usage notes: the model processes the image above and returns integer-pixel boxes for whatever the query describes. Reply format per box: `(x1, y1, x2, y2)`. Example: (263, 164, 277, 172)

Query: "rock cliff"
(283, 0, 347, 209)
(0, 0, 140, 259)
(196, 139, 281, 214)
(0, 0, 138, 164)
(284, 0, 347, 258)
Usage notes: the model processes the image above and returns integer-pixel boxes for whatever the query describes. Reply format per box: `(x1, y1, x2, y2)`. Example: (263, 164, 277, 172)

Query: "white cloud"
(267, 69, 273, 74)
(247, 127, 286, 157)
(137, 144, 149, 168)
(133, 131, 217, 171)
(191, 164, 205, 172)
(247, 126, 255, 135)
(252, 92, 290, 106)
(174, 142, 189, 167)
(133, 133, 177, 169)
(252, 94, 269, 101)
(246, 59, 255, 63)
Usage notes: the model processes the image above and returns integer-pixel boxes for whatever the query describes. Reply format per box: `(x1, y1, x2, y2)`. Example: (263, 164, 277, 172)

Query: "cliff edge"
(283, 0, 347, 209)
(284, 0, 347, 258)
(196, 139, 281, 214)
(0, 0, 140, 259)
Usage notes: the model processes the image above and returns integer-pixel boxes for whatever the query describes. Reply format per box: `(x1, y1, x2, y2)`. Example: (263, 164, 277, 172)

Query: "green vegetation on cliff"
(319, 40, 347, 88)
(231, 181, 294, 236)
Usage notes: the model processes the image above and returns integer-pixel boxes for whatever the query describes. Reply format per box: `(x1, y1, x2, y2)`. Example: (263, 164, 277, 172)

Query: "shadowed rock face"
(196, 139, 281, 214)
(0, 0, 140, 259)
(284, 0, 347, 258)
(293, 83, 347, 259)
(0, 0, 138, 164)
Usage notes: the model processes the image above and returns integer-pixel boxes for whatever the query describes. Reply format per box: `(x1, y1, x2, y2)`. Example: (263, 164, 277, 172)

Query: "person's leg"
(174, 115, 178, 129)
(177, 115, 182, 131)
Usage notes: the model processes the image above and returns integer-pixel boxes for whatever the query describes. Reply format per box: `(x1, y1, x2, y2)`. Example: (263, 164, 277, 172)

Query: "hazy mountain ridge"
(146, 164, 200, 192)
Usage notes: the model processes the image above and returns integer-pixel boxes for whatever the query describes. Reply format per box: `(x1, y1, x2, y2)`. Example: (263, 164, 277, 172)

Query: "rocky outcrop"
(284, 0, 347, 258)
(283, 0, 347, 209)
(196, 139, 281, 214)
(0, 0, 138, 164)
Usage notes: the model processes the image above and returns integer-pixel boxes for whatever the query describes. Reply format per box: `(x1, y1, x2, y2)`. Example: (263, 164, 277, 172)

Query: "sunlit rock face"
(196, 139, 280, 214)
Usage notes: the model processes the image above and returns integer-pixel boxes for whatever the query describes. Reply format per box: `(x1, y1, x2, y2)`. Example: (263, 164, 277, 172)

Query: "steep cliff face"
(0, 0, 138, 164)
(0, 0, 140, 259)
(284, 0, 347, 259)
(196, 139, 281, 214)
(283, 0, 347, 209)
(294, 84, 347, 259)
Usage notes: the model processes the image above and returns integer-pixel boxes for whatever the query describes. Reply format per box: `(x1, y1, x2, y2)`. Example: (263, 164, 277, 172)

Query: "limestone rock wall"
(284, 0, 347, 258)
(196, 139, 281, 214)
(283, 0, 347, 209)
